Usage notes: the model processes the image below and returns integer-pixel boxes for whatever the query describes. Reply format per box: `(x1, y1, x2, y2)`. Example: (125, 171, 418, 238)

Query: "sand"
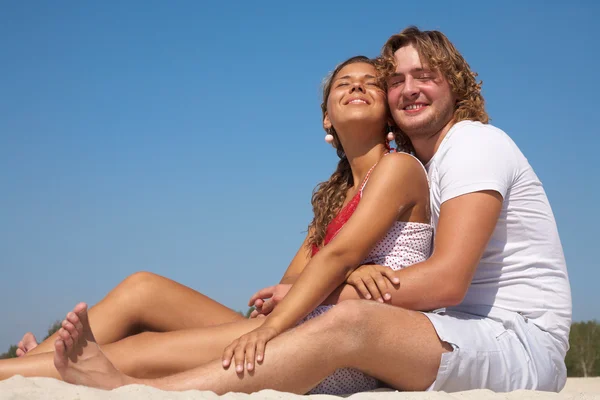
(1, 377, 599, 400)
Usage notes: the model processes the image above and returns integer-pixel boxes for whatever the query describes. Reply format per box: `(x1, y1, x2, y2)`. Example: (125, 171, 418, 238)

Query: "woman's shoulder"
(374, 152, 428, 183)
(383, 151, 425, 168)
(367, 152, 429, 199)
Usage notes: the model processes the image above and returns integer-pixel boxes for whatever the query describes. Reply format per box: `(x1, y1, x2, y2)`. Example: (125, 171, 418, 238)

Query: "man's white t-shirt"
(425, 120, 572, 357)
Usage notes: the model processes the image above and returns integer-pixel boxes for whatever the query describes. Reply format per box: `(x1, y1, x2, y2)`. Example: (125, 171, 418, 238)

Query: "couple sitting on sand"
(1, 27, 571, 395)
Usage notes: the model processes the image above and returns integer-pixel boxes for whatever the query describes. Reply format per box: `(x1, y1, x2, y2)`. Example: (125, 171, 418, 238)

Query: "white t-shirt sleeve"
(437, 123, 517, 203)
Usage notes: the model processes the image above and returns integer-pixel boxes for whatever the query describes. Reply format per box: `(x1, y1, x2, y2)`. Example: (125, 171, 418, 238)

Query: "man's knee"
(323, 301, 416, 336)
(316, 301, 373, 335)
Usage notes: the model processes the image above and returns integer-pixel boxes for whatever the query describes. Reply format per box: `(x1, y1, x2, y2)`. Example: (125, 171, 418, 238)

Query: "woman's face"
(324, 62, 388, 134)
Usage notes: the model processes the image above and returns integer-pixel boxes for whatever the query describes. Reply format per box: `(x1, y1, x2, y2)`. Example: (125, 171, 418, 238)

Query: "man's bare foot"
(16, 332, 38, 356)
(53, 302, 132, 390)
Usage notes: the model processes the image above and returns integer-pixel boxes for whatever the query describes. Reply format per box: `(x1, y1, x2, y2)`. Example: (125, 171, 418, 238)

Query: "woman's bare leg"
(16, 332, 38, 356)
(25, 272, 244, 356)
(0, 311, 264, 380)
(55, 300, 449, 393)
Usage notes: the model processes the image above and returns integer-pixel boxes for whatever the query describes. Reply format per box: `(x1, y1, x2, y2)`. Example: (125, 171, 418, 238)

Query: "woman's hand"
(222, 325, 280, 372)
(247, 284, 292, 318)
(346, 264, 399, 302)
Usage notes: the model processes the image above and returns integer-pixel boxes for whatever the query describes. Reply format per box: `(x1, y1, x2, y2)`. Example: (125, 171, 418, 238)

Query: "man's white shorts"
(423, 307, 567, 392)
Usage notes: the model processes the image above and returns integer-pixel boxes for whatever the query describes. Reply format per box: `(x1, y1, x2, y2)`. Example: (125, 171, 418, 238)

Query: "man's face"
(386, 45, 456, 140)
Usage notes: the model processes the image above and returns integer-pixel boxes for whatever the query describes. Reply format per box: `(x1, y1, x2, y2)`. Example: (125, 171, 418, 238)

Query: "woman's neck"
(344, 140, 388, 189)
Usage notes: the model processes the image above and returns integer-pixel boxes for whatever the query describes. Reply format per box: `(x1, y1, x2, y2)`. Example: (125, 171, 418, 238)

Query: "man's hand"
(346, 264, 399, 302)
(247, 284, 292, 318)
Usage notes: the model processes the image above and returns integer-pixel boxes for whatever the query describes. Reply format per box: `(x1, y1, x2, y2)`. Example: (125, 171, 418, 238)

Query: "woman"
(1, 56, 433, 394)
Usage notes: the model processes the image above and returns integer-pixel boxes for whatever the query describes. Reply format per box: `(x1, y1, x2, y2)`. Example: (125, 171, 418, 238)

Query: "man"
(377, 26, 571, 391)
(52, 27, 571, 393)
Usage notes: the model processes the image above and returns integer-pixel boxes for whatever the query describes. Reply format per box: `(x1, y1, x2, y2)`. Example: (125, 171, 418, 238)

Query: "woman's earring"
(325, 133, 334, 144)
(386, 127, 395, 142)
(385, 127, 395, 151)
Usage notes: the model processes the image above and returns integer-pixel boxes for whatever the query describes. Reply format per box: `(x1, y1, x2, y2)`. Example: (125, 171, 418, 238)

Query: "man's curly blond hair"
(378, 26, 489, 124)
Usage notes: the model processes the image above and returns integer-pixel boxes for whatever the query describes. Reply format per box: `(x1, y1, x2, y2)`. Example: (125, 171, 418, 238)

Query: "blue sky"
(0, 1, 597, 351)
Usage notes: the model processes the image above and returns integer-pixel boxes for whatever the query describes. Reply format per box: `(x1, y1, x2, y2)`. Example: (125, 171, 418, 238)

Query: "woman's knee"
(106, 271, 166, 315)
(121, 271, 162, 286)
(116, 271, 163, 296)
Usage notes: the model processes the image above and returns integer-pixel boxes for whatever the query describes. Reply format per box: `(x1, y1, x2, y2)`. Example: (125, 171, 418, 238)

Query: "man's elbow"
(441, 287, 466, 307)
(438, 280, 469, 307)
(426, 258, 474, 308)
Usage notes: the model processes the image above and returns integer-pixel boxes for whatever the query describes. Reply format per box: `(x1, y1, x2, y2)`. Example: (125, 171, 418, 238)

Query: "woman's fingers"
(256, 337, 266, 364)
(373, 273, 390, 301)
(346, 265, 399, 302)
(254, 298, 264, 309)
(260, 299, 275, 315)
(248, 286, 275, 306)
(245, 341, 256, 371)
(350, 278, 371, 299)
(233, 340, 247, 373)
(363, 276, 384, 302)
(250, 299, 275, 318)
(383, 268, 400, 285)
(222, 340, 237, 368)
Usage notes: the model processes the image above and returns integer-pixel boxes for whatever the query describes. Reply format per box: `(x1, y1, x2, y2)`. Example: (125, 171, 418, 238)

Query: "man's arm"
(326, 190, 503, 310)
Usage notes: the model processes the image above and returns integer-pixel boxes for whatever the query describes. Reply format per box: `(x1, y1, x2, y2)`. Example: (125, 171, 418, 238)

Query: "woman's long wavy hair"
(307, 56, 412, 250)
(378, 26, 489, 124)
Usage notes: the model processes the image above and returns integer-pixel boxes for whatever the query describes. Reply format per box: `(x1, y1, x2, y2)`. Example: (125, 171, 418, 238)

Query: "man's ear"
(323, 112, 332, 131)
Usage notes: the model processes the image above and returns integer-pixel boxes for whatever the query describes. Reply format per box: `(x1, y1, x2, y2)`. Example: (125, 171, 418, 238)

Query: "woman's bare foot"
(16, 332, 38, 356)
(53, 302, 133, 390)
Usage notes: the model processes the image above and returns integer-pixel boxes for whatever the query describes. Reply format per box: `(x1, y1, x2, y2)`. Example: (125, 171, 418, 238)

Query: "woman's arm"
(246, 232, 312, 316)
(329, 190, 503, 310)
(261, 153, 427, 332)
(222, 153, 428, 371)
(278, 233, 312, 284)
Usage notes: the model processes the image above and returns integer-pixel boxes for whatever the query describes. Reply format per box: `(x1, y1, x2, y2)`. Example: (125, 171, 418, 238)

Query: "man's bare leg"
(56, 300, 449, 394)
(26, 272, 243, 356)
